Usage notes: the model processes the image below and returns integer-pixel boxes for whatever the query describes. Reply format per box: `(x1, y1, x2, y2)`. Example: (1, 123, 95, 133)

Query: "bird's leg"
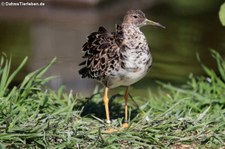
(103, 87, 111, 124)
(103, 87, 117, 133)
(122, 87, 129, 128)
(103, 87, 128, 133)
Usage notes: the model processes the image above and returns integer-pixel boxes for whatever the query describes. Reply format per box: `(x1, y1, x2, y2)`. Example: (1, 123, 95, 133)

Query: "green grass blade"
(4, 57, 28, 93)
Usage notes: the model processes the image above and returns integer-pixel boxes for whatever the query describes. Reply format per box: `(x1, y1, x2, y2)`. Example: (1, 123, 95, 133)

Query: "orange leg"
(103, 87, 111, 124)
(122, 87, 129, 128)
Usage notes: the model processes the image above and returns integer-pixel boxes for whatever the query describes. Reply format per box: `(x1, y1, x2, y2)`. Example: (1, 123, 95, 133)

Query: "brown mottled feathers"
(79, 25, 123, 80)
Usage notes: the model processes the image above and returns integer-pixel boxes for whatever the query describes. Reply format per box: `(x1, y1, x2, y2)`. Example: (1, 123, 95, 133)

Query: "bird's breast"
(104, 25, 152, 88)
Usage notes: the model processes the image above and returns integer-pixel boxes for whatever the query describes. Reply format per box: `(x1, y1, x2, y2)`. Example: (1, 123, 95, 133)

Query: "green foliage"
(0, 51, 225, 148)
(0, 54, 27, 97)
(219, 2, 225, 26)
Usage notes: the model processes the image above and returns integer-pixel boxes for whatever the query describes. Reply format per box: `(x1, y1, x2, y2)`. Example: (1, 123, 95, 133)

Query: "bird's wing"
(79, 26, 122, 80)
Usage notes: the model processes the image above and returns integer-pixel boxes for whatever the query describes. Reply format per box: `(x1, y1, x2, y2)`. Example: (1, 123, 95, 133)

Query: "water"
(0, 1, 224, 96)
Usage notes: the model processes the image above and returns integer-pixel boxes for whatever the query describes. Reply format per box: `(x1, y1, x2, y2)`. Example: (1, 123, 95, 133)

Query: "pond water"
(0, 1, 224, 96)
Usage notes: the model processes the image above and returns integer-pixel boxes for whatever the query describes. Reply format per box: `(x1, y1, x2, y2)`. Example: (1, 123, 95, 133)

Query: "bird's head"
(122, 10, 165, 29)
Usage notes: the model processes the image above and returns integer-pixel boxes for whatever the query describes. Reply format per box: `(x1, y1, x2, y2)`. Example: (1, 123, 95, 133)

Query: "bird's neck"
(122, 25, 144, 39)
(121, 24, 141, 32)
(120, 25, 148, 51)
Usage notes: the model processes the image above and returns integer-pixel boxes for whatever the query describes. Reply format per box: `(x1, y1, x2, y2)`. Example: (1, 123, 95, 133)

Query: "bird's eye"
(133, 15, 138, 18)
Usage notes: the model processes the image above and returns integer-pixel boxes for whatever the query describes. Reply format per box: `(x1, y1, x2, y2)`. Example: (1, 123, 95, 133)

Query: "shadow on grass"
(79, 93, 139, 121)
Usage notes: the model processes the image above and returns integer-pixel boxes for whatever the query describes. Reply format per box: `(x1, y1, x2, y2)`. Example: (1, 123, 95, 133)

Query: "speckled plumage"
(79, 10, 164, 129)
(79, 10, 153, 88)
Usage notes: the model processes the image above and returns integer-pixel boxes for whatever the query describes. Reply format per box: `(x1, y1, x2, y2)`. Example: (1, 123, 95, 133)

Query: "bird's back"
(79, 25, 123, 82)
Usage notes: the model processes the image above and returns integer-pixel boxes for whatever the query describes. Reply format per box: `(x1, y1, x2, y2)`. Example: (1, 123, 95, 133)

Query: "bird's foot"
(122, 122, 129, 128)
(103, 127, 118, 133)
(103, 123, 129, 133)
(102, 120, 117, 133)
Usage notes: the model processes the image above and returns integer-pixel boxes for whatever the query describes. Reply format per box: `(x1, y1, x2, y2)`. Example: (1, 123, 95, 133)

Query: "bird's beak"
(145, 19, 165, 29)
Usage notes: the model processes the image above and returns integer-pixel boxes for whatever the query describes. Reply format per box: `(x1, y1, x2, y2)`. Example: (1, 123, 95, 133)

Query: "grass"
(0, 50, 225, 148)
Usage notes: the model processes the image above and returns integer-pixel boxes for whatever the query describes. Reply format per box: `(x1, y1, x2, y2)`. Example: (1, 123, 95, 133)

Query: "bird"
(79, 9, 165, 130)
